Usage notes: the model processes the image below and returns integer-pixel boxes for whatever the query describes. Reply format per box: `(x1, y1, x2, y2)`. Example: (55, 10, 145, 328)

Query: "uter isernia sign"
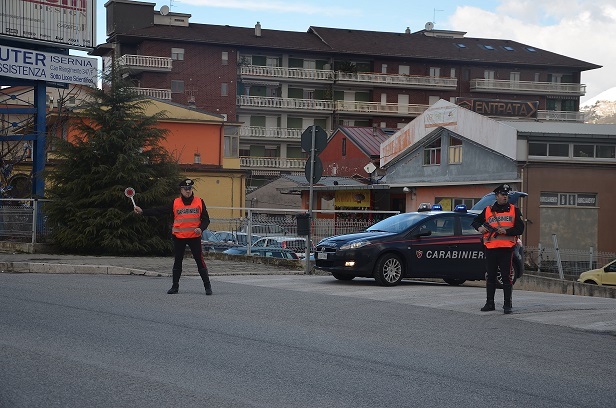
(0, 45, 98, 86)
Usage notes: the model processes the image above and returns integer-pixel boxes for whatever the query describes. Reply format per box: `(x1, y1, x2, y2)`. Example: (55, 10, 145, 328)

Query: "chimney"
(255, 22, 262, 37)
(405, 27, 411, 34)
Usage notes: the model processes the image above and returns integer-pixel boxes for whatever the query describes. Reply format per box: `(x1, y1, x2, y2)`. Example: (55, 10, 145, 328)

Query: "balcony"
(117, 54, 173, 73)
(537, 110, 585, 122)
(128, 87, 172, 100)
(240, 65, 334, 83)
(239, 126, 302, 140)
(336, 72, 458, 90)
(470, 79, 586, 96)
(237, 95, 334, 112)
(334, 101, 430, 117)
(240, 156, 306, 170)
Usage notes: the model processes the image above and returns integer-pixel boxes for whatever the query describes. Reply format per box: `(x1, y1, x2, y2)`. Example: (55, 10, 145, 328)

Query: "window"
(381, 64, 387, 74)
(503, 46, 515, 51)
(573, 144, 594, 158)
(224, 126, 239, 158)
(549, 144, 569, 157)
(597, 145, 616, 158)
(483, 45, 495, 50)
(526, 47, 537, 52)
(267, 57, 279, 67)
(221, 83, 228, 96)
(222, 51, 228, 65)
(424, 139, 441, 165)
(171, 48, 184, 61)
(450, 68, 456, 78)
(429, 67, 440, 77)
(171, 80, 184, 93)
(484, 70, 495, 80)
(264, 145, 278, 157)
(461, 216, 481, 235)
(455, 43, 466, 48)
(529, 143, 548, 156)
(449, 136, 462, 164)
(342, 137, 347, 156)
(530, 143, 615, 160)
(529, 142, 568, 157)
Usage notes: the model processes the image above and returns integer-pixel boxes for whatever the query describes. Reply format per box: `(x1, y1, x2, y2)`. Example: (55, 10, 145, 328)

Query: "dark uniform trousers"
(484, 247, 514, 306)
(171, 236, 211, 290)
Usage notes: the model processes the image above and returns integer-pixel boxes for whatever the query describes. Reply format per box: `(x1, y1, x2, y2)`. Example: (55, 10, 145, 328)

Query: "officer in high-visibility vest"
(472, 184, 524, 314)
(134, 178, 212, 295)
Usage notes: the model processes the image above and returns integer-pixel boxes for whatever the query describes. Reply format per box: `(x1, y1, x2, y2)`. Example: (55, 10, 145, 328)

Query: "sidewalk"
(0, 252, 306, 277)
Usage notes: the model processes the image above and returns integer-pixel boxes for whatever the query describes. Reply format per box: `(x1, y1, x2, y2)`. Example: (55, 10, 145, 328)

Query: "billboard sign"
(0, 44, 98, 85)
(456, 97, 538, 118)
(1, 0, 96, 50)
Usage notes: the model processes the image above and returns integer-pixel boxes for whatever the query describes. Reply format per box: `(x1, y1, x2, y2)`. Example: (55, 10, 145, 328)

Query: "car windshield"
(366, 213, 430, 234)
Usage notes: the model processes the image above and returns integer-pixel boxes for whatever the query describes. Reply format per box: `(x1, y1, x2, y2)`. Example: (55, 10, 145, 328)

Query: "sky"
(90, 0, 616, 103)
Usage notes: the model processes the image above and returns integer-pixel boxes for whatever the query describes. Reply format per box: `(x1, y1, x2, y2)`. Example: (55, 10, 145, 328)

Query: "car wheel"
(332, 273, 355, 281)
(444, 278, 466, 286)
(373, 253, 403, 286)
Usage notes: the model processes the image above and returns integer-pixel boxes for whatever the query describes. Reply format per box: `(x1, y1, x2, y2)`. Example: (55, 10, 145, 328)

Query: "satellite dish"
(160, 5, 170, 15)
(425, 21, 434, 31)
(364, 162, 377, 174)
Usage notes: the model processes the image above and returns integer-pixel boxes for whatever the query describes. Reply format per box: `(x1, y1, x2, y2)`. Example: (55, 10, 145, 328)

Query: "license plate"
(317, 252, 328, 260)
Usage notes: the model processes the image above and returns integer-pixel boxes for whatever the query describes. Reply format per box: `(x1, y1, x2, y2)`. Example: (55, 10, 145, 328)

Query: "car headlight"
(340, 240, 370, 250)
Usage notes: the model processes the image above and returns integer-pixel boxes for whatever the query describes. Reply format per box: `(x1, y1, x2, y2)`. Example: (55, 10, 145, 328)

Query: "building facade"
(95, 0, 599, 189)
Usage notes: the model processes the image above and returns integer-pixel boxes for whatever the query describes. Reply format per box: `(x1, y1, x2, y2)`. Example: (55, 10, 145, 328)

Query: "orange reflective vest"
(172, 196, 203, 238)
(483, 205, 517, 249)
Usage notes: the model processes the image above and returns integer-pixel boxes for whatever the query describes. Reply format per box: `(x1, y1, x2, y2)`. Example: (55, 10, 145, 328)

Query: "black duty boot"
(503, 302, 512, 314)
(503, 285, 513, 314)
(480, 283, 496, 311)
(167, 285, 179, 294)
(199, 268, 213, 295)
(481, 302, 495, 312)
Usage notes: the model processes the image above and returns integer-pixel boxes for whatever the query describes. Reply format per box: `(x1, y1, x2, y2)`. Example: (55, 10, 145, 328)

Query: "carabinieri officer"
(134, 178, 212, 295)
(471, 184, 524, 314)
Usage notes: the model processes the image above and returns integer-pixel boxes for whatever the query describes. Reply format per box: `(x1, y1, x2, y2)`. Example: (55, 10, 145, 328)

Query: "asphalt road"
(1, 273, 615, 408)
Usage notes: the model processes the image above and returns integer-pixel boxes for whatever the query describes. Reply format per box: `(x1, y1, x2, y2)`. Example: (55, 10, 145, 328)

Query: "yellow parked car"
(577, 260, 616, 286)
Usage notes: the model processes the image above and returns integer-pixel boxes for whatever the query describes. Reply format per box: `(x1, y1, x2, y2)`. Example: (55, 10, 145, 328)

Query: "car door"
(406, 214, 456, 278)
(603, 260, 616, 285)
(453, 214, 487, 280)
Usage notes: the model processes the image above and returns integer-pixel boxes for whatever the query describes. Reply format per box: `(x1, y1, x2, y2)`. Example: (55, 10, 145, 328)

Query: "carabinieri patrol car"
(315, 205, 523, 286)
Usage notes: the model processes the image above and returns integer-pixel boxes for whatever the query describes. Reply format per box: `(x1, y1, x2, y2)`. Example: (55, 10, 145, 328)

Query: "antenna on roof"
(424, 22, 434, 31)
(433, 8, 444, 24)
(160, 5, 170, 15)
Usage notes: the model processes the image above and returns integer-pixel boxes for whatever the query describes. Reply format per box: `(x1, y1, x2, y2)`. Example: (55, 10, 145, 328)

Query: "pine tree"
(45, 65, 181, 255)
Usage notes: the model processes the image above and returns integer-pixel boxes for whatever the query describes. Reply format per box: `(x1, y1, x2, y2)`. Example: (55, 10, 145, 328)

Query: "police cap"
(179, 178, 195, 188)
(493, 184, 512, 195)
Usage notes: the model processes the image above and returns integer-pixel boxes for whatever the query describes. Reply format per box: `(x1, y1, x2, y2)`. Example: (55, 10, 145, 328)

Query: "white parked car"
(252, 236, 313, 258)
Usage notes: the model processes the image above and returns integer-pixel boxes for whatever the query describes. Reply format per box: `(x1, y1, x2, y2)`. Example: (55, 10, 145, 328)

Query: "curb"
(0, 261, 168, 277)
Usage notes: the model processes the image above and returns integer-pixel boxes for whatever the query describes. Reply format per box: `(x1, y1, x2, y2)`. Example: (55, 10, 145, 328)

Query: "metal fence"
(0, 199, 50, 244)
(4, 202, 614, 278)
(207, 207, 398, 245)
(525, 245, 616, 280)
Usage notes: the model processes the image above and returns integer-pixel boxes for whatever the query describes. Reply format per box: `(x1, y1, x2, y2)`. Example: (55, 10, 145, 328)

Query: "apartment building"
(95, 0, 600, 189)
